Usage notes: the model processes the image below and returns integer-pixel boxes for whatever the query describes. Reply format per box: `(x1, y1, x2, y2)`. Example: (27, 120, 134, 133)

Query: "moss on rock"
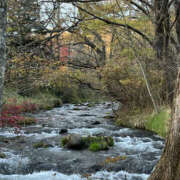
(61, 134, 114, 151)
(89, 141, 109, 151)
(0, 153, 6, 159)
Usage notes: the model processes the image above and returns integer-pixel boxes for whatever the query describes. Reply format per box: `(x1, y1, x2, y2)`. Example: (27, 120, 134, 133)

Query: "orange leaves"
(99, 155, 127, 166)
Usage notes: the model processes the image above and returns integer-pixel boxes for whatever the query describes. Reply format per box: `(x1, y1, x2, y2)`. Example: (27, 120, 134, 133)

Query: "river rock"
(92, 121, 101, 125)
(0, 152, 6, 158)
(65, 134, 86, 150)
(59, 129, 68, 134)
(0, 136, 9, 143)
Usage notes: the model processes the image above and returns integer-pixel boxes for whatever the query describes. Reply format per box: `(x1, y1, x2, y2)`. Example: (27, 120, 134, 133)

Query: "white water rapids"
(0, 102, 164, 180)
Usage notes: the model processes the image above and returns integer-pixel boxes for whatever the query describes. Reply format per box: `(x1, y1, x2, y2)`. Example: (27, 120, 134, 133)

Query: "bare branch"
(130, 0, 150, 16)
(73, 3, 154, 47)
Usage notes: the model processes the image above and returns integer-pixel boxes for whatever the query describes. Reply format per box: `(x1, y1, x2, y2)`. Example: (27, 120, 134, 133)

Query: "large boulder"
(61, 134, 87, 150)
(61, 134, 114, 151)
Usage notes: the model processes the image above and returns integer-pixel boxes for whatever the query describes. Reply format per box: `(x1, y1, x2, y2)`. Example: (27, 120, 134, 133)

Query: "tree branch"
(138, 0, 153, 9)
(73, 3, 154, 47)
(130, 0, 150, 16)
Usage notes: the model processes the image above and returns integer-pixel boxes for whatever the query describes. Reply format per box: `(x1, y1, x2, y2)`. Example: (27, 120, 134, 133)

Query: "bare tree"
(0, 0, 7, 114)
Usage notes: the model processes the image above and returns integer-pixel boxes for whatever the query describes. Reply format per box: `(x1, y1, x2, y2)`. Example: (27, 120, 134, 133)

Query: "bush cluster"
(0, 99, 37, 128)
(101, 59, 164, 109)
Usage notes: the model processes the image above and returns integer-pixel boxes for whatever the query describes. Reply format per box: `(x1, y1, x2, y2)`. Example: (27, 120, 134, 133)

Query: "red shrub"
(2, 104, 22, 115)
(21, 101, 38, 112)
(0, 100, 38, 128)
(0, 114, 22, 128)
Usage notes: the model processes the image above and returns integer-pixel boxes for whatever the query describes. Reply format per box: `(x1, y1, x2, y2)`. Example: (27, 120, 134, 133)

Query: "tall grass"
(145, 108, 170, 137)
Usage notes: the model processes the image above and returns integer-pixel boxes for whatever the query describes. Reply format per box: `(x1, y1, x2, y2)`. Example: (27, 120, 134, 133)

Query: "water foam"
(0, 170, 149, 180)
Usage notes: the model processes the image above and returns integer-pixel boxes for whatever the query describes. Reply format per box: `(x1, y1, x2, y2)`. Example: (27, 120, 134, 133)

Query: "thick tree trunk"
(148, 68, 180, 180)
(0, 0, 7, 113)
(148, 1, 180, 179)
(154, 0, 177, 103)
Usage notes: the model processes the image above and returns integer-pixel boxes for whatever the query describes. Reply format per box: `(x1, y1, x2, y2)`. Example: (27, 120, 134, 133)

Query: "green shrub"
(89, 142, 101, 151)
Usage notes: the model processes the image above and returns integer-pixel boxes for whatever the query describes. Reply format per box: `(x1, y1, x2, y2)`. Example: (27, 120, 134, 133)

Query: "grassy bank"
(116, 106, 171, 138)
(3, 87, 103, 110)
(3, 88, 63, 111)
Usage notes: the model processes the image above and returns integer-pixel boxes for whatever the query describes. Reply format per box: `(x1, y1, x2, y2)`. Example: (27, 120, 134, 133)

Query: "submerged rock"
(0, 152, 6, 159)
(33, 141, 53, 149)
(0, 136, 9, 143)
(92, 121, 101, 125)
(59, 129, 68, 134)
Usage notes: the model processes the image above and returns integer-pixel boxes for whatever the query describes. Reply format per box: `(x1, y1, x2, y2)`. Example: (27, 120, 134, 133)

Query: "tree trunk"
(148, 68, 180, 180)
(175, 0, 180, 49)
(154, 0, 177, 104)
(0, 0, 7, 114)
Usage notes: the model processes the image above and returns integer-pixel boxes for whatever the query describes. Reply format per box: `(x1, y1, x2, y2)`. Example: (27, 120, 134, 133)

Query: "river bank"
(115, 106, 170, 138)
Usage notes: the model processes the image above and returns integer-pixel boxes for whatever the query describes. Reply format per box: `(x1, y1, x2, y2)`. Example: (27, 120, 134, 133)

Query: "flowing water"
(0, 102, 164, 180)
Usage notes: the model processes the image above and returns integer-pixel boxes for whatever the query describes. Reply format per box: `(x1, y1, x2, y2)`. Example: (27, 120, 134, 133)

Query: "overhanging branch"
(73, 3, 154, 48)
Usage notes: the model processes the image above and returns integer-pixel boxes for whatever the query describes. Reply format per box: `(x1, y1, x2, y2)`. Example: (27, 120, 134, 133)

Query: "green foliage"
(85, 136, 114, 151)
(145, 108, 170, 137)
(61, 136, 70, 147)
(89, 142, 108, 152)
(31, 91, 62, 110)
(106, 136, 114, 146)
(33, 141, 52, 149)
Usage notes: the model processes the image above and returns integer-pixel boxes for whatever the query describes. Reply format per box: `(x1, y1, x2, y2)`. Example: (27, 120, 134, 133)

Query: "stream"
(0, 102, 164, 180)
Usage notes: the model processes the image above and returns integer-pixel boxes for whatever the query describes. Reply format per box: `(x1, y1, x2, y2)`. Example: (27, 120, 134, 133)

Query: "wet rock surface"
(0, 102, 164, 180)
